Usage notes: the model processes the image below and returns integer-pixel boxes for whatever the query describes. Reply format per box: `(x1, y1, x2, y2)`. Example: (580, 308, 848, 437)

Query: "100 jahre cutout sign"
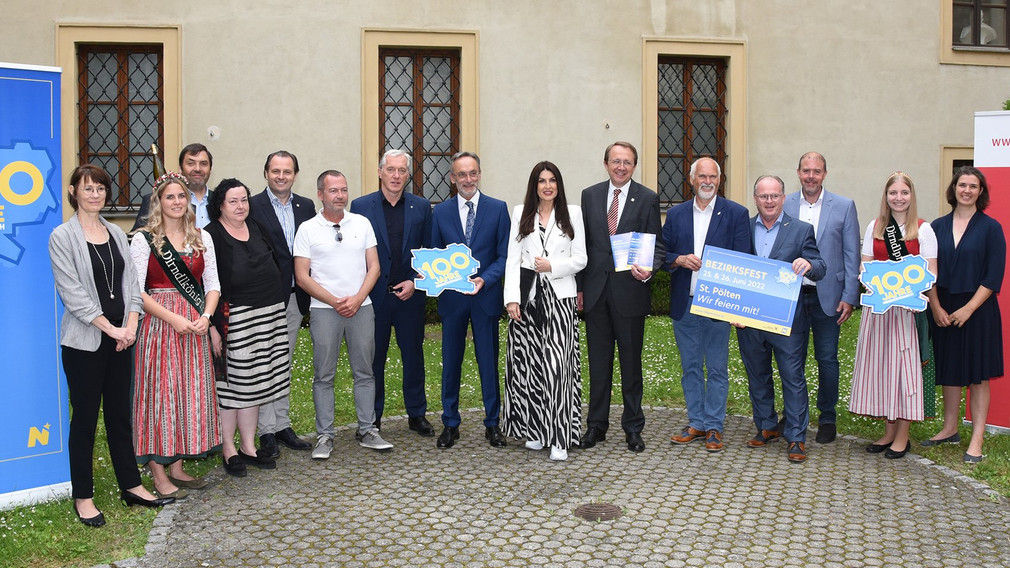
(412, 244, 481, 296)
(859, 255, 936, 314)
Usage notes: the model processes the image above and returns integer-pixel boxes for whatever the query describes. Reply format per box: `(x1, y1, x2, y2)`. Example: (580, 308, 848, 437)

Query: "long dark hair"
(517, 161, 574, 241)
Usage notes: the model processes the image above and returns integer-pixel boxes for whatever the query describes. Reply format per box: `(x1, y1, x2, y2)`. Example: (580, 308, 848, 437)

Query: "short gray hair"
(451, 151, 481, 171)
(752, 174, 785, 195)
(689, 157, 722, 181)
(379, 149, 412, 170)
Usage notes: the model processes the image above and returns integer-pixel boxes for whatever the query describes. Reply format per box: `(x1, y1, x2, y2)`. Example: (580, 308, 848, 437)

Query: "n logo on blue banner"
(0, 62, 68, 509)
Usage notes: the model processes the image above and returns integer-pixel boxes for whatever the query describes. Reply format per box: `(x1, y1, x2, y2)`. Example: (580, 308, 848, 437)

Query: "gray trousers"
(257, 292, 302, 435)
(310, 305, 376, 437)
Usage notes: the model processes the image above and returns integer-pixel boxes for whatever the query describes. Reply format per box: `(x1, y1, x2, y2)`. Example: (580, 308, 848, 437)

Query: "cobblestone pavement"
(104, 407, 1010, 568)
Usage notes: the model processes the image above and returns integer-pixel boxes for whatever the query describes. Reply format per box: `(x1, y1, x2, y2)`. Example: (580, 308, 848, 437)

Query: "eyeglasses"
(755, 194, 784, 202)
(333, 223, 343, 243)
(79, 186, 107, 195)
(608, 159, 634, 168)
(454, 170, 480, 180)
(383, 167, 409, 176)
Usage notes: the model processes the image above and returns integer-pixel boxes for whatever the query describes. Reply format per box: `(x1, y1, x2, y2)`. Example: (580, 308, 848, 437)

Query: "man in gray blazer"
(784, 152, 860, 444)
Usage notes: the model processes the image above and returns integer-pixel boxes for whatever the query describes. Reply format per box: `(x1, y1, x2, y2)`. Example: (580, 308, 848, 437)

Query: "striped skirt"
(217, 302, 290, 409)
(133, 289, 221, 464)
(848, 307, 924, 421)
(502, 280, 582, 448)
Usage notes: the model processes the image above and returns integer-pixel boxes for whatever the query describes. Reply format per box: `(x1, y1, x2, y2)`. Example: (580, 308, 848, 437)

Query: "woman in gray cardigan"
(49, 164, 173, 528)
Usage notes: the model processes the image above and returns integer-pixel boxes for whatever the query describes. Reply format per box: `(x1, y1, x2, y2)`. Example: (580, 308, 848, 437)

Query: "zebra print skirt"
(217, 302, 291, 410)
(502, 280, 582, 448)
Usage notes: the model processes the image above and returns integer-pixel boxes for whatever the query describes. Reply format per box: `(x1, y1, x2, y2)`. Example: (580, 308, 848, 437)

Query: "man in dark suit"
(577, 141, 663, 453)
(736, 175, 826, 464)
(430, 151, 510, 449)
(350, 149, 434, 437)
(132, 143, 214, 230)
(783, 152, 860, 444)
(247, 150, 315, 456)
(663, 157, 750, 453)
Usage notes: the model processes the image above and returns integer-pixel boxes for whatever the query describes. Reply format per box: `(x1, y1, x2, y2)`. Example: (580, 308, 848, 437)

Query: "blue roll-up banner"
(0, 62, 67, 509)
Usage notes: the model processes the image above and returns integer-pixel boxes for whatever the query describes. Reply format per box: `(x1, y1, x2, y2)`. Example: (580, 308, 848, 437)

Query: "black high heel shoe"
(121, 490, 176, 508)
(73, 501, 106, 528)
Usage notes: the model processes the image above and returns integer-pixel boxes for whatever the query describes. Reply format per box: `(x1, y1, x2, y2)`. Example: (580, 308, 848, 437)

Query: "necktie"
(607, 188, 621, 235)
(464, 201, 475, 245)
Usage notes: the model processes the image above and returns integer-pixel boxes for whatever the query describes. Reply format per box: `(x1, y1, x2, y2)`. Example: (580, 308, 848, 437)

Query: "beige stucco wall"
(1, 0, 1007, 230)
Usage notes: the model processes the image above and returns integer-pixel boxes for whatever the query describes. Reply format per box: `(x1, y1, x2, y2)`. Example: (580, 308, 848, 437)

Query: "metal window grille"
(380, 48, 460, 203)
(953, 1, 1009, 47)
(657, 56, 728, 207)
(77, 44, 164, 212)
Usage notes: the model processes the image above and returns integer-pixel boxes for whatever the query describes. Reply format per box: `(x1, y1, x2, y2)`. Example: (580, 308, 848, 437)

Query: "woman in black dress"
(924, 166, 1006, 463)
(205, 179, 290, 476)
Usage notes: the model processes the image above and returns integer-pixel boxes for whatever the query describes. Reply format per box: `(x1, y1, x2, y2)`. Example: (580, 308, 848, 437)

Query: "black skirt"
(932, 288, 1004, 386)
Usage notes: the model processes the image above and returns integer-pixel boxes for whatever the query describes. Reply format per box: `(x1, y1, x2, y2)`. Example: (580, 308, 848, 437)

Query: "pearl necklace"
(90, 239, 115, 300)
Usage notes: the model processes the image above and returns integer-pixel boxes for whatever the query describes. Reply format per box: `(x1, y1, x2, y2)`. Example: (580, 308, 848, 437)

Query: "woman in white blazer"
(501, 161, 587, 461)
(49, 165, 174, 527)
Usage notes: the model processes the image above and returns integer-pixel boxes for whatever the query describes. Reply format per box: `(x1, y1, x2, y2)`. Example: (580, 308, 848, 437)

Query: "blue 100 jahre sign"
(690, 245, 803, 336)
(859, 255, 936, 314)
(412, 243, 481, 296)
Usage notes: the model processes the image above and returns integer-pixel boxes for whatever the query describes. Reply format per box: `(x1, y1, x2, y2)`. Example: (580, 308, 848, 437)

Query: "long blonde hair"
(143, 172, 206, 255)
(872, 171, 919, 241)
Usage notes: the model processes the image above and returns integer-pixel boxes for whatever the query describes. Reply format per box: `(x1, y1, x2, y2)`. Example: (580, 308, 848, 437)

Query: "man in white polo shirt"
(293, 169, 390, 459)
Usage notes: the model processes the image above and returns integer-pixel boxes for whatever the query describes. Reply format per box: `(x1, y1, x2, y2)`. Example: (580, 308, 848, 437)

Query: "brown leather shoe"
(787, 441, 807, 463)
(746, 428, 782, 448)
(671, 426, 706, 444)
(704, 430, 723, 452)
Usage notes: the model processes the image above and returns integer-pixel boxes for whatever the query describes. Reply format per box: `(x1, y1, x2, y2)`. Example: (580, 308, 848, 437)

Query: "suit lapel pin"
(631, 198, 636, 202)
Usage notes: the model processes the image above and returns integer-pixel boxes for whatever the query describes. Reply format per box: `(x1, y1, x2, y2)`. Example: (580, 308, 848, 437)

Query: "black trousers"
(584, 288, 646, 435)
(62, 335, 141, 499)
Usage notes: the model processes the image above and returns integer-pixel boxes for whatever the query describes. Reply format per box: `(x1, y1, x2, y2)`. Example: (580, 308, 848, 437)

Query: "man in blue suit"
(662, 157, 750, 453)
(784, 152, 860, 444)
(350, 149, 434, 437)
(737, 175, 826, 463)
(248, 150, 315, 456)
(429, 151, 511, 449)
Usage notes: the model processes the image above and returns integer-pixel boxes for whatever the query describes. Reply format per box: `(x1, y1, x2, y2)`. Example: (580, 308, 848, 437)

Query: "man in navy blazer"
(247, 150, 315, 455)
(350, 149, 434, 438)
(577, 141, 664, 453)
(662, 157, 750, 453)
(429, 151, 511, 449)
(131, 143, 214, 230)
(784, 152, 860, 444)
(737, 175, 826, 464)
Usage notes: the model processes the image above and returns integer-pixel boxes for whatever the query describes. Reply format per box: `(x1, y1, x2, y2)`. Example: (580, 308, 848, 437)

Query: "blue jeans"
(672, 312, 731, 432)
(799, 292, 841, 424)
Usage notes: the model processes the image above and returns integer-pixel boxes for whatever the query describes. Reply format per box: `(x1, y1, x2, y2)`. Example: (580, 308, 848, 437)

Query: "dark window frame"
(379, 47, 461, 203)
(953, 0, 1010, 49)
(656, 55, 728, 207)
(76, 43, 165, 213)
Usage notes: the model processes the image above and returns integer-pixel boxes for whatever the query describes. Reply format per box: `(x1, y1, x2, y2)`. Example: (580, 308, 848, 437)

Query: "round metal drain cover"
(574, 503, 622, 521)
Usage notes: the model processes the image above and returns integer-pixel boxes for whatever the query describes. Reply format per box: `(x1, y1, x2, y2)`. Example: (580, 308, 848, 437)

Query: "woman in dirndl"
(205, 179, 290, 477)
(848, 172, 937, 459)
(501, 161, 587, 461)
(922, 166, 1006, 464)
(130, 172, 221, 497)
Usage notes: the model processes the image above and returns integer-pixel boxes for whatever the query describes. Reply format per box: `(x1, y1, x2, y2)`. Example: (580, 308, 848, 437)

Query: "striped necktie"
(607, 188, 621, 235)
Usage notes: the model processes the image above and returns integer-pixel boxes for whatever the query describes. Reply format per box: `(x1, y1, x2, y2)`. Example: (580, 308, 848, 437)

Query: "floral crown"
(153, 171, 190, 193)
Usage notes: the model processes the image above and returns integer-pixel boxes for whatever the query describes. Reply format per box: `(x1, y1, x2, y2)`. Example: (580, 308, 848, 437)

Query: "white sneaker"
(525, 440, 544, 450)
(358, 429, 394, 451)
(311, 435, 332, 460)
(550, 446, 568, 461)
